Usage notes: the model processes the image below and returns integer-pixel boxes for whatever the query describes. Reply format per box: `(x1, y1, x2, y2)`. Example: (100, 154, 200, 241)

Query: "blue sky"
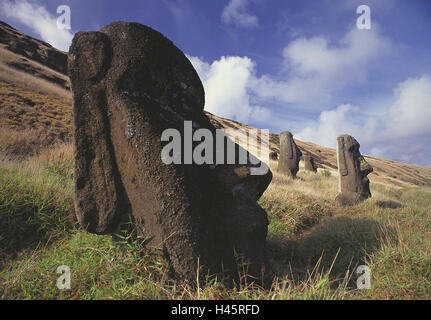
(1, 0, 430, 167)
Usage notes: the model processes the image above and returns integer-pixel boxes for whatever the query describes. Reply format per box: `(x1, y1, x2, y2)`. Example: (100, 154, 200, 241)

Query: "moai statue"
(335, 134, 373, 206)
(277, 131, 302, 178)
(303, 154, 317, 173)
(69, 21, 272, 283)
(270, 151, 278, 161)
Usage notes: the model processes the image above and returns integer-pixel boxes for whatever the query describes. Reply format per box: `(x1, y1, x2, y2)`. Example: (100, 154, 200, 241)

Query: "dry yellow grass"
(0, 45, 72, 151)
(0, 78, 72, 144)
(0, 127, 44, 159)
(0, 46, 70, 98)
(264, 159, 411, 214)
(267, 160, 337, 200)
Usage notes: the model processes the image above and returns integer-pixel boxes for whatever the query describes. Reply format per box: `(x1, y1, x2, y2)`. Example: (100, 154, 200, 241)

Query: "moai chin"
(303, 154, 317, 173)
(278, 131, 302, 178)
(335, 134, 373, 206)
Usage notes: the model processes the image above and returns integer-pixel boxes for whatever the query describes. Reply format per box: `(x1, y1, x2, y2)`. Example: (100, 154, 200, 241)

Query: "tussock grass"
(0, 125, 73, 161)
(0, 143, 430, 299)
(0, 49, 71, 101)
(0, 152, 75, 263)
(0, 127, 44, 159)
(0, 80, 72, 147)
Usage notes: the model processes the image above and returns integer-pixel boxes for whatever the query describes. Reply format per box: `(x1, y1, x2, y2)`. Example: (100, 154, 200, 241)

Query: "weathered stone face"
(69, 21, 272, 282)
(303, 154, 317, 173)
(335, 134, 373, 205)
(277, 131, 302, 178)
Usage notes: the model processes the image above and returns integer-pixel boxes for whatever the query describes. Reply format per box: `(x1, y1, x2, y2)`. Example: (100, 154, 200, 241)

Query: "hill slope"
(0, 20, 430, 188)
(206, 114, 431, 188)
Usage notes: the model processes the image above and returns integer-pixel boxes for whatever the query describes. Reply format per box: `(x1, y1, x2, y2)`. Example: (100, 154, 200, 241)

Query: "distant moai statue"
(335, 134, 373, 205)
(303, 154, 317, 173)
(278, 131, 302, 178)
(270, 151, 278, 161)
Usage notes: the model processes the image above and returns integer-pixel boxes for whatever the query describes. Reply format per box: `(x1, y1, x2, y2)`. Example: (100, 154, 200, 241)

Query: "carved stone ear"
(338, 136, 348, 176)
(69, 32, 126, 234)
(68, 31, 112, 83)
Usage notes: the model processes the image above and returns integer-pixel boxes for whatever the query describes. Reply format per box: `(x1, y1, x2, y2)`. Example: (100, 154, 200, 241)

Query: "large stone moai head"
(277, 131, 302, 178)
(303, 154, 317, 173)
(69, 21, 272, 283)
(335, 134, 373, 205)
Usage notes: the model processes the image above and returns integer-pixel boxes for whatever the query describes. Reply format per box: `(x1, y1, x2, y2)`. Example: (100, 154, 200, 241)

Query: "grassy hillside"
(1, 144, 430, 300)
(0, 49, 72, 143)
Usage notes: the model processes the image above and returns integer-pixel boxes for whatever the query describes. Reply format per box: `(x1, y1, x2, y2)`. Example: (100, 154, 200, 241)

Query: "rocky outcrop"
(335, 134, 373, 205)
(69, 21, 272, 283)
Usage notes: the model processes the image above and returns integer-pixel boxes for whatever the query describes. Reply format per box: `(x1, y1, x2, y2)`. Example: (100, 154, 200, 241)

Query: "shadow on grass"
(374, 200, 404, 209)
(267, 216, 398, 287)
(0, 173, 76, 266)
(0, 166, 76, 267)
(0, 203, 75, 265)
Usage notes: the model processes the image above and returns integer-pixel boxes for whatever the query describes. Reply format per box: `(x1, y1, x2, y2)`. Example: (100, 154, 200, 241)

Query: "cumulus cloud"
(186, 26, 399, 146)
(0, 0, 74, 51)
(296, 76, 431, 166)
(226, 26, 395, 108)
(387, 76, 431, 139)
(296, 104, 379, 147)
(188, 55, 270, 124)
(279, 26, 394, 104)
(296, 104, 361, 147)
(221, 0, 259, 28)
(187, 26, 393, 122)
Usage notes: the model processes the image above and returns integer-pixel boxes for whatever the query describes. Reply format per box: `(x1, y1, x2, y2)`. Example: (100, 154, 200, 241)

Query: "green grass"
(0, 149, 430, 300)
(355, 188, 431, 299)
(0, 166, 74, 263)
(0, 231, 175, 300)
(320, 169, 332, 178)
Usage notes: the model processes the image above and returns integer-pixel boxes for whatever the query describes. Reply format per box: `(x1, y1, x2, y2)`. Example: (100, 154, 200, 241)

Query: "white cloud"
(296, 76, 431, 166)
(0, 0, 74, 51)
(295, 104, 380, 147)
(188, 55, 270, 124)
(296, 104, 361, 147)
(284, 28, 390, 77)
(387, 76, 431, 139)
(279, 27, 394, 104)
(186, 27, 398, 144)
(221, 0, 259, 28)
(222, 26, 395, 108)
